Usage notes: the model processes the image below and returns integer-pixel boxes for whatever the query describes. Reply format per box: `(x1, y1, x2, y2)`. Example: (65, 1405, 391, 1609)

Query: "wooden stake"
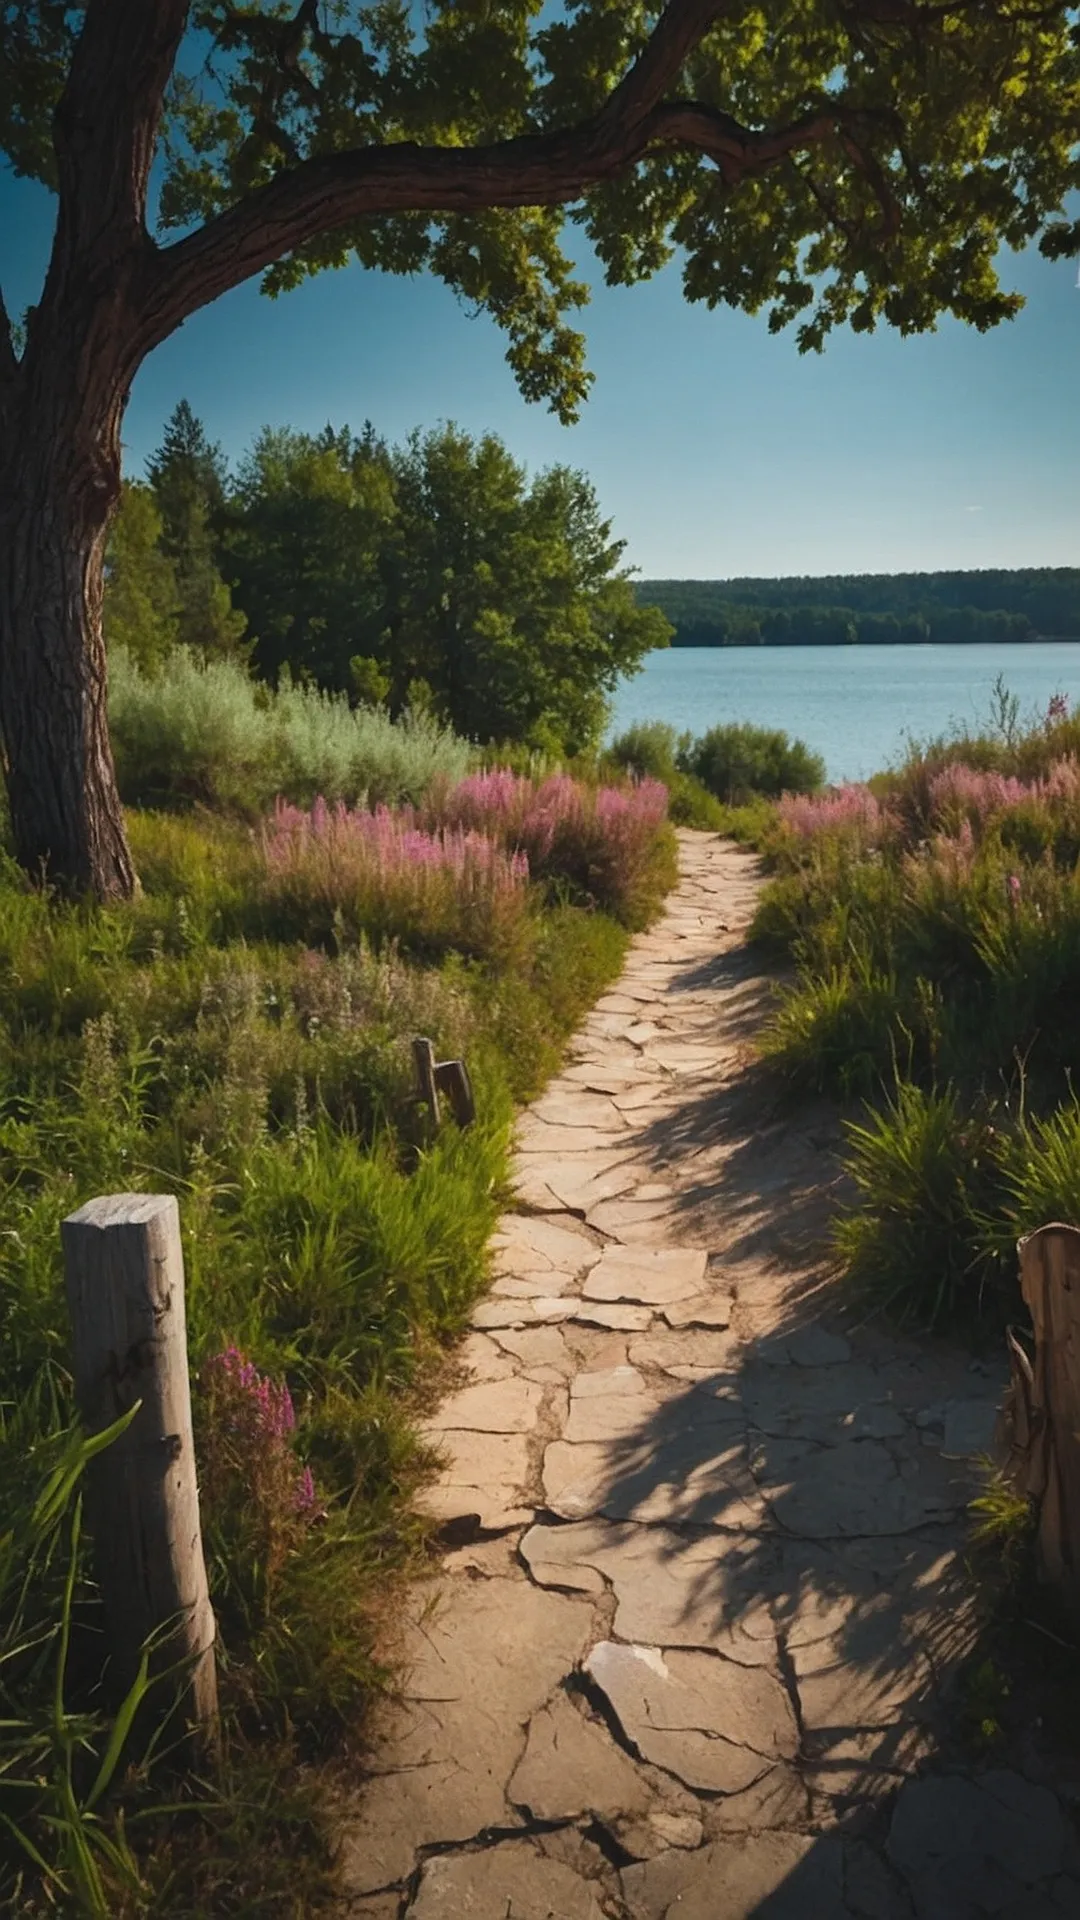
(62, 1193, 217, 1753)
(1011, 1222, 1080, 1614)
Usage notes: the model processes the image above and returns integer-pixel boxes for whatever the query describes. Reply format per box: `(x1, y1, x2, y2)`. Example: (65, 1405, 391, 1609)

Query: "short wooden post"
(412, 1036, 441, 1129)
(62, 1193, 217, 1754)
(1007, 1223, 1080, 1614)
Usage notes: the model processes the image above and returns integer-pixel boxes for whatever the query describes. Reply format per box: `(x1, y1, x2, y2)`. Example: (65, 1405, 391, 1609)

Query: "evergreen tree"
(102, 484, 180, 671)
(147, 402, 247, 660)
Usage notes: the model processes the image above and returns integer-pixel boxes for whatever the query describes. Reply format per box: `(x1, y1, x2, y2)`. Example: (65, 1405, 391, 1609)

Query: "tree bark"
(0, 395, 136, 900)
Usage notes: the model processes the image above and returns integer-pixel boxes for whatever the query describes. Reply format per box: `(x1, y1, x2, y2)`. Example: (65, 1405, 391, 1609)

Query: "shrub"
(607, 720, 684, 784)
(258, 797, 532, 962)
(109, 648, 471, 814)
(606, 723, 732, 830)
(682, 722, 825, 801)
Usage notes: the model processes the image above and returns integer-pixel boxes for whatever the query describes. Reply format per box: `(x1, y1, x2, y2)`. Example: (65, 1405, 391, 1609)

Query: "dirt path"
(338, 831, 1079, 1919)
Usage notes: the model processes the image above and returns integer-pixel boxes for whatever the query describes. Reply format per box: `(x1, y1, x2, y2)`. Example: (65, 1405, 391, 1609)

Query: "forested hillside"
(638, 570, 1080, 646)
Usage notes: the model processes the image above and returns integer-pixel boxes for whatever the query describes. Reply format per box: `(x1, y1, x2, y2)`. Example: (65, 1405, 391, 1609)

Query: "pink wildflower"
(776, 785, 884, 841)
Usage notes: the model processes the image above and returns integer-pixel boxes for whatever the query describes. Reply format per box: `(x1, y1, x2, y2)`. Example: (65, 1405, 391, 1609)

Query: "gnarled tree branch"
(142, 97, 864, 349)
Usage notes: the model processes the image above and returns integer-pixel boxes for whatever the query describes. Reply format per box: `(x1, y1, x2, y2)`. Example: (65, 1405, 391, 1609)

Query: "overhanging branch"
(142, 103, 860, 350)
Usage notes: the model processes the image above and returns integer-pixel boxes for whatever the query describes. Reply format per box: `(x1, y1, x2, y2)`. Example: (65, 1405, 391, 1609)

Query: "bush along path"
(335, 832, 1080, 1920)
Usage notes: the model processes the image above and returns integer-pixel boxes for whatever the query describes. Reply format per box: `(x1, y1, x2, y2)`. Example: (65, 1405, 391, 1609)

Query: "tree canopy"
(113, 410, 669, 753)
(3, 2, 1079, 423)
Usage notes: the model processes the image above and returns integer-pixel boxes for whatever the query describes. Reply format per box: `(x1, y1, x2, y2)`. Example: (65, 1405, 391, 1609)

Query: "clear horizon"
(3, 167, 1077, 581)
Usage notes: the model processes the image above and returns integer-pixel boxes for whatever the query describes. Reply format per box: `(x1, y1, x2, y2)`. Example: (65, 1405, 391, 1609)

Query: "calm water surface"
(608, 644, 1080, 784)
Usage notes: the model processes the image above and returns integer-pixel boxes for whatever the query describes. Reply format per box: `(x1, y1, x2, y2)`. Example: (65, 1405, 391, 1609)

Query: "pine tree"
(147, 402, 248, 661)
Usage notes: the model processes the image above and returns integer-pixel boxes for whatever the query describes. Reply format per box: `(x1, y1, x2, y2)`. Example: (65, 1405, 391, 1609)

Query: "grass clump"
(753, 686, 1080, 1330)
(0, 763, 671, 1913)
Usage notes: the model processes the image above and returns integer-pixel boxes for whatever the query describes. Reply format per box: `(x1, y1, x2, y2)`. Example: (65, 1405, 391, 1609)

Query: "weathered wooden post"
(62, 1193, 218, 1754)
(412, 1036, 476, 1133)
(1004, 1222, 1080, 1615)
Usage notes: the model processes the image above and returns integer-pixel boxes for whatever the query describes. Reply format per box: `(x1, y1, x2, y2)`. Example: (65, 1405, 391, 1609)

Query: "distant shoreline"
(666, 635, 1080, 649)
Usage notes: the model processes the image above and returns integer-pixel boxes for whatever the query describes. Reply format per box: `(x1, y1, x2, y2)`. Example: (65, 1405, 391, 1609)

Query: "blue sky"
(3, 166, 1078, 579)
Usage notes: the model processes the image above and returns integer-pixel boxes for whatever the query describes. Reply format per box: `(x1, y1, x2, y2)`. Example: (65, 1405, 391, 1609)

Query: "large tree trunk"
(0, 414, 136, 901)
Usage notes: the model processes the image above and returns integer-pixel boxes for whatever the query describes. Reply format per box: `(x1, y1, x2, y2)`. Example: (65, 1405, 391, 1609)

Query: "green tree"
(102, 483, 180, 672)
(383, 426, 669, 751)
(0, 3, 1078, 896)
(224, 424, 396, 690)
(147, 400, 248, 659)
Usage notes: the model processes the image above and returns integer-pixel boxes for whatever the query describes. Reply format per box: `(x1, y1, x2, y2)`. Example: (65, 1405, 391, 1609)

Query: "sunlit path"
(336, 831, 1078, 1920)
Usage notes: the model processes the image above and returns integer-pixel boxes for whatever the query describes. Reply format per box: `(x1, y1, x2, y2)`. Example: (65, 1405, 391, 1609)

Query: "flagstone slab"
(515, 1122, 633, 1157)
(583, 1246, 709, 1306)
(490, 1325, 575, 1374)
(661, 1293, 733, 1329)
(584, 1641, 797, 1793)
(471, 1296, 577, 1330)
(741, 1364, 909, 1443)
(612, 1084, 681, 1112)
(628, 1328, 740, 1379)
(586, 1208, 694, 1249)
(336, 1580, 591, 1893)
(586, 1196, 681, 1237)
(508, 1691, 656, 1827)
(457, 1330, 518, 1381)
(564, 1368, 662, 1443)
(940, 1397, 1001, 1460)
(492, 1213, 604, 1274)
(530, 1092, 631, 1131)
(622, 1832, 848, 1920)
(568, 1301, 656, 1332)
(755, 1325, 852, 1367)
(422, 1376, 546, 1436)
(520, 1520, 778, 1661)
(543, 1429, 766, 1529)
(417, 1429, 535, 1531)
(407, 1842, 607, 1918)
(886, 1771, 1068, 1918)
(750, 1435, 961, 1538)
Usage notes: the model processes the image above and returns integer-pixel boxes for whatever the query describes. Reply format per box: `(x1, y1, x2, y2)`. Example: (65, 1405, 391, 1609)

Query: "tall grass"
(0, 764, 669, 1909)
(259, 797, 532, 962)
(429, 769, 676, 926)
(753, 691, 1080, 1328)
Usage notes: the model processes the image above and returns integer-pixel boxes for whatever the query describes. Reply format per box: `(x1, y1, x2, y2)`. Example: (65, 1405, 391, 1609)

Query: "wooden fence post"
(62, 1193, 218, 1754)
(1006, 1222, 1080, 1615)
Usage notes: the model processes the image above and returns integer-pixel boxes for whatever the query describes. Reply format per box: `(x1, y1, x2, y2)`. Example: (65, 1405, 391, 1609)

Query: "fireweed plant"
(748, 694, 1080, 1328)
(0, 752, 674, 1913)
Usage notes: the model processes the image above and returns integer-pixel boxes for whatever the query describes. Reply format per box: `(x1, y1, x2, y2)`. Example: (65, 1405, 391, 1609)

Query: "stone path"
(338, 832, 1080, 1918)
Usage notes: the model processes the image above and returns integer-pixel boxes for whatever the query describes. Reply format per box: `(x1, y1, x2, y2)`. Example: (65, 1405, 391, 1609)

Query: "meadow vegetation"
(749, 681, 1080, 1328)
(0, 714, 674, 1914)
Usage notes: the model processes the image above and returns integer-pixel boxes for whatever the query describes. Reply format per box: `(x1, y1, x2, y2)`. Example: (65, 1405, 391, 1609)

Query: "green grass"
(748, 696, 1080, 1330)
(0, 790, 656, 1915)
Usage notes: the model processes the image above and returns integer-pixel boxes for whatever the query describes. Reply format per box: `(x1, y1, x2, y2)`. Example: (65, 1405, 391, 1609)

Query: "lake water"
(607, 643, 1080, 784)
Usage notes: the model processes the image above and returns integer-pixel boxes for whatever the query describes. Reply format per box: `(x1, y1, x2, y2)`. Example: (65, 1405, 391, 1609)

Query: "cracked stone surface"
(407, 1844, 607, 1918)
(584, 1639, 797, 1792)
(334, 832, 1077, 1916)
